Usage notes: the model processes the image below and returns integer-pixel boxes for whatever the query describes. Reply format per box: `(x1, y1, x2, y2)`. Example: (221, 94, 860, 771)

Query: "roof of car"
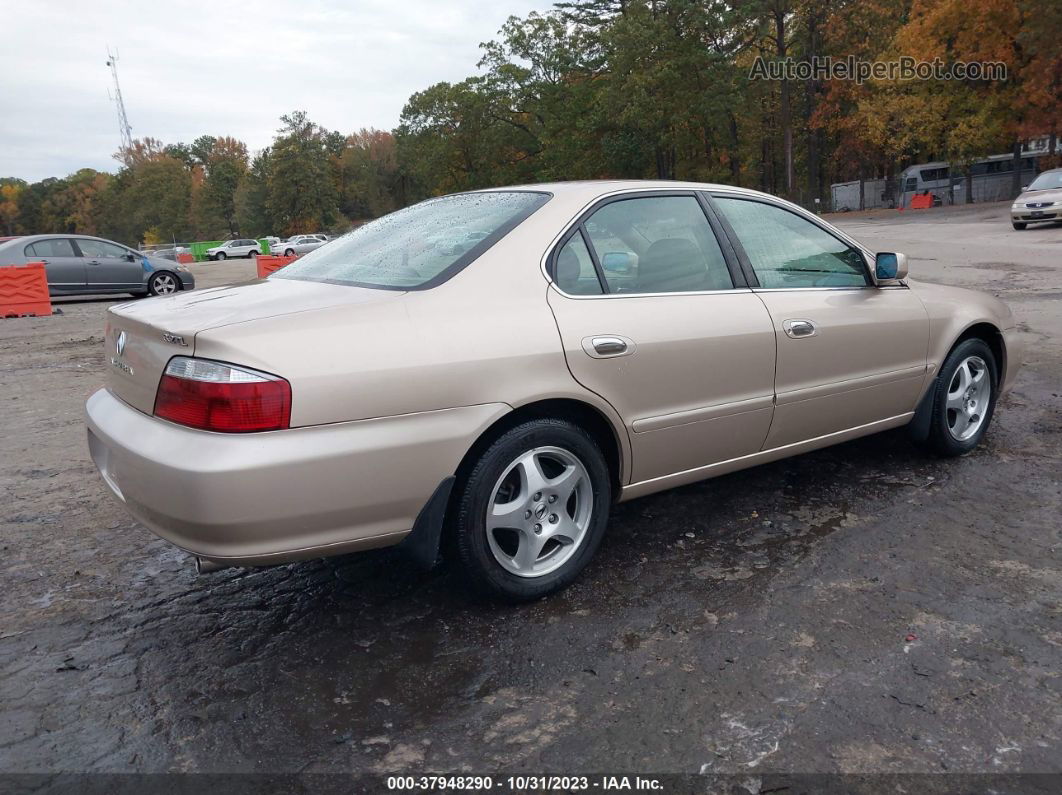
(475, 179, 772, 202)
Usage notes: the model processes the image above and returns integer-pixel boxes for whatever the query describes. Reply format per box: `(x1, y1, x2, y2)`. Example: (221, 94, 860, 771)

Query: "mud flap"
(397, 476, 455, 570)
(908, 375, 940, 442)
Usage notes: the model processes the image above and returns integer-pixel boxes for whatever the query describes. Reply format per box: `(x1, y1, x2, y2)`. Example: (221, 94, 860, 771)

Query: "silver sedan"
(0, 234, 194, 296)
(277, 235, 327, 256)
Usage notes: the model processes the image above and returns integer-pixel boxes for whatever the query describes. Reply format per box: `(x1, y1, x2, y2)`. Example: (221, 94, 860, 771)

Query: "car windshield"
(1027, 171, 1062, 191)
(272, 191, 550, 289)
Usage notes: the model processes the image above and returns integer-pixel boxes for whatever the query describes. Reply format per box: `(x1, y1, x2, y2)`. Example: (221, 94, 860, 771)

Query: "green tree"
(267, 112, 339, 233)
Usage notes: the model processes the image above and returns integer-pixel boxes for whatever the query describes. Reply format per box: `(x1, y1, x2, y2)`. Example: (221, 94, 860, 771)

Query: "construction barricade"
(256, 255, 298, 279)
(0, 262, 52, 318)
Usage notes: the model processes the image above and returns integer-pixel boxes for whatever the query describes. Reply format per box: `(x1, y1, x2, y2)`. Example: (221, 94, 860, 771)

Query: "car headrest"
(555, 246, 582, 291)
(637, 238, 709, 292)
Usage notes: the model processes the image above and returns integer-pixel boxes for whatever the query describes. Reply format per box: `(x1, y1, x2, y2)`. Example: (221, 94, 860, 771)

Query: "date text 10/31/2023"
(386, 775, 664, 791)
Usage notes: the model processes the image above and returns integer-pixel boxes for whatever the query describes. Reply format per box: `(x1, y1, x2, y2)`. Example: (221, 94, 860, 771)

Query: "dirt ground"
(1, 202, 1060, 783)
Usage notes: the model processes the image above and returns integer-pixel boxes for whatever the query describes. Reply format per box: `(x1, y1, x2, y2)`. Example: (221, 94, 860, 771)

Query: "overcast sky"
(0, 0, 557, 182)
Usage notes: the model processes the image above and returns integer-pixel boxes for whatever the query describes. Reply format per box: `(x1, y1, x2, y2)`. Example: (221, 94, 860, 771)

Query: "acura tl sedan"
(0, 234, 194, 296)
(85, 181, 1020, 600)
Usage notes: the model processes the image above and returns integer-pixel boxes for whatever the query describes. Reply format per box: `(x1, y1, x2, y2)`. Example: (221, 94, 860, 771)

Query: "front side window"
(77, 239, 128, 258)
(274, 191, 549, 289)
(580, 196, 733, 294)
(26, 238, 76, 258)
(714, 197, 869, 289)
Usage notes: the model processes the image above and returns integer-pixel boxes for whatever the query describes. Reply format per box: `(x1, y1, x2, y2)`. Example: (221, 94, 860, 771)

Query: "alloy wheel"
(152, 273, 178, 295)
(486, 446, 593, 578)
(946, 355, 991, 441)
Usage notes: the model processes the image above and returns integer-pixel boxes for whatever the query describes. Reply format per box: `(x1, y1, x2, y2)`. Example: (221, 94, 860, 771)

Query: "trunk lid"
(104, 279, 404, 414)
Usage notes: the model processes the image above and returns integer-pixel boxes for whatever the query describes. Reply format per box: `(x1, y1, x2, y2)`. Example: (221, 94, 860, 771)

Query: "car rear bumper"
(85, 388, 508, 566)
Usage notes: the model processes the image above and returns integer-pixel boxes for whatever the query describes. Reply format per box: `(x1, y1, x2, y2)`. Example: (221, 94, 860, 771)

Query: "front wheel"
(453, 419, 612, 601)
(920, 338, 998, 457)
(215, 251, 227, 260)
(284, 248, 295, 257)
(147, 271, 179, 296)
(1012, 221, 1026, 230)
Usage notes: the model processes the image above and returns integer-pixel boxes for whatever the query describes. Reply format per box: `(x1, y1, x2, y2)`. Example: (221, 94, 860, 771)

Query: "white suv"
(206, 239, 261, 260)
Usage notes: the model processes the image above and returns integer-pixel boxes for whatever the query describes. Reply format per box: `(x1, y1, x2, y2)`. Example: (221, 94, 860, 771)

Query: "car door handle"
(583, 335, 635, 358)
(593, 337, 627, 355)
(783, 319, 816, 338)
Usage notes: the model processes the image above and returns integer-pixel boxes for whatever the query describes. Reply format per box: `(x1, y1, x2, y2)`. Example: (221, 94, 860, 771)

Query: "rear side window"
(715, 197, 868, 288)
(555, 234, 603, 295)
(25, 239, 76, 258)
(581, 196, 733, 294)
(274, 191, 550, 290)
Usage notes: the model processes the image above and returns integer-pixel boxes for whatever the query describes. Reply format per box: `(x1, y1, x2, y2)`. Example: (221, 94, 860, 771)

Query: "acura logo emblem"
(116, 331, 127, 356)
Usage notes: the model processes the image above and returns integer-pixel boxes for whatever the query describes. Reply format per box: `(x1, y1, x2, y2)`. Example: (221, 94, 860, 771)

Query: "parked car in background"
(263, 236, 282, 253)
(0, 234, 193, 296)
(149, 245, 190, 262)
(85, 181, 1020, 600)
(1011, 168, 1062, 229)
(206, 239, 261, 260)
(279, 235, 327, 256)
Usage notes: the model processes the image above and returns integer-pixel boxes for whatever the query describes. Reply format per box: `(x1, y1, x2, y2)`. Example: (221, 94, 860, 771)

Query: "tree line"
(1, 0, 1058, 246)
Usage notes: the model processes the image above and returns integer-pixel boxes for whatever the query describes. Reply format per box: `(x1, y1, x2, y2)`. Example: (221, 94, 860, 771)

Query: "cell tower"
(105, 47, 134, 160)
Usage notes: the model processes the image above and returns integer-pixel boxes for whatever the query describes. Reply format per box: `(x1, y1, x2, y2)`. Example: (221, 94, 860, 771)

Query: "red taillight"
(153, 357, 291, 432)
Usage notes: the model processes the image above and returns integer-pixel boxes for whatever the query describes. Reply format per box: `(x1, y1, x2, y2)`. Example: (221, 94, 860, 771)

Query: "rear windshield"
(272, 191, 550, 290)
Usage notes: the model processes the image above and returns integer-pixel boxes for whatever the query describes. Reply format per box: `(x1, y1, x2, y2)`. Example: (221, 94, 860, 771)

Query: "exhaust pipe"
(194, 556, 230, 574)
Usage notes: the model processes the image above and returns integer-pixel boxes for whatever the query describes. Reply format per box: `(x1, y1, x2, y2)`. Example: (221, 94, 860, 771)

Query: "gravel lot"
(1, 203, 1060, 781)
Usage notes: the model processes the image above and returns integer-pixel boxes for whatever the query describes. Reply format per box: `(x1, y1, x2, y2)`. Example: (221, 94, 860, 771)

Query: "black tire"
(284, 248, 295, 257)
(920, 338, 998, 457)
(249, 250, 259, 258)
(453, 418, 611, 601)
(147, 271, 180, 296)
(215, 251, 226, 260)
(1012, 221, 1026, 230)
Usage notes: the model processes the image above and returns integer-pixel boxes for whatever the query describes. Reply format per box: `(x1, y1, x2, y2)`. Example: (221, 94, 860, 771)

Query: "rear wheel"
(249, 250, 259, 258)
(453, 418, 611, 601)
(1012, 221, 1026, 230)
(921, 338, 998, 457)
(147, 272, 179, 296)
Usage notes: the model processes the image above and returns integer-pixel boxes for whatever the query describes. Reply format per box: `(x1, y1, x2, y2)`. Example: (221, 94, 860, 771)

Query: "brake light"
(154, 357, 291, 432)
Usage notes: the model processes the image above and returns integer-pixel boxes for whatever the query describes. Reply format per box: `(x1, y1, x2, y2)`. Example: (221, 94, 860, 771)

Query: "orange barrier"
(908, 193, 934, 210)
(0, 262, 52, 318)
(256, 255, 297, 278)
(176, 252, 194, 264)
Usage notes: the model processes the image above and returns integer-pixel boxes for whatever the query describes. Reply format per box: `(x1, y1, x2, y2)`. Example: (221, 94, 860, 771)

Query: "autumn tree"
(0, 179, 24, 234)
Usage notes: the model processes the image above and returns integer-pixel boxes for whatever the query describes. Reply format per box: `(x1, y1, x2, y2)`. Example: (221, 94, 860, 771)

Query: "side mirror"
(124, 253, 136, 262)
(601, 251, 634, 273)
(1021, 185, 1028, 191)
(875, 252, 908, 282)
